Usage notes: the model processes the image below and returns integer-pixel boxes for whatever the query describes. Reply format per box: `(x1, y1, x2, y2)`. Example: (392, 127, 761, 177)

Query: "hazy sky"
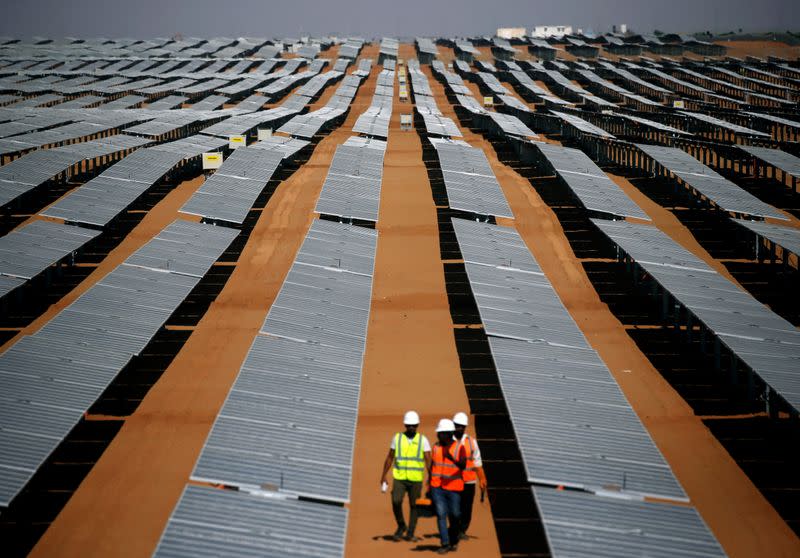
(3, 0, 798, 39)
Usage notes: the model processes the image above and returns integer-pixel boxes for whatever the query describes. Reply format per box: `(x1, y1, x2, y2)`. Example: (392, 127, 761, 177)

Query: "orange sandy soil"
(344, 43, 501, 557)
(426, 47, 800, 556)
(715, 40, 800, 60)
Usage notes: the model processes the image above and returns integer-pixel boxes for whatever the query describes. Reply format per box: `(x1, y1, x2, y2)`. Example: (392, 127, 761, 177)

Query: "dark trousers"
(459, 482, 476, 534)
(431, 486, 461, 547)
(391, 479, 422, 535)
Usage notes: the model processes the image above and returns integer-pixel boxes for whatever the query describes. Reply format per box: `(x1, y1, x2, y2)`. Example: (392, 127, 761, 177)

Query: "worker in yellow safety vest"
(380, 410, 432, 542)
(453, 411, 487, 541)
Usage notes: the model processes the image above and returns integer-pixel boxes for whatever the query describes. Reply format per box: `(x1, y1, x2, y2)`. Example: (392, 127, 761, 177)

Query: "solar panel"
(0, 119, 139, 156)
(0, 220, 100, 283)
(153, 485, 348, 558)
(145, 95, 188, 110)
(738, 145, 800, 179)
(592, 219, 800, 413)
(733, 219, 800, 259)
(0, 220, 238, 507)
(191, 219, 377, 503)
(550, 110, 616, 138)
(352, 69, 394, 138)
(534, 487, 726, 558)
(679, 111, 771, 138)
(532, 142, 649, 220)
(314, 138, 386, 222)
(188, 94, 230, 111)
(430, 137, 513, 218)
(200, 107, 299, 138)
(42, 135, 227, 227)
(0, 134, 151, 208)
(181, 142, 300, 224)
(636, 143, 788, 220)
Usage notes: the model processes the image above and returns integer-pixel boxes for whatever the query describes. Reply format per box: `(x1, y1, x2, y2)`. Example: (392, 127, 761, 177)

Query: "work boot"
(458, 532, 469, 541)
(437, 545, 450, 554)
(403, 532, 420, 542)
(391, 526, 406, 541)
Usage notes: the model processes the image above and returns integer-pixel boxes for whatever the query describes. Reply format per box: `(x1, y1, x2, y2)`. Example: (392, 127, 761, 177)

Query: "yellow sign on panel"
(483, 96, 494, 107)
(202, 152, 223, 170)
(228, 135, 246, 149)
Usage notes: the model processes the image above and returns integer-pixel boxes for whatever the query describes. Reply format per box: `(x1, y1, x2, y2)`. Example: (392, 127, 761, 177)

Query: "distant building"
(612, 24, 628, 34)
(531, 25, 573, 38)
(497, 27, 526, 39)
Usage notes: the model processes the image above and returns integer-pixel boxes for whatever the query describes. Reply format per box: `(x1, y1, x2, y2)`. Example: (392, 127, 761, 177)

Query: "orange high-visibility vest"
(430, 441, 464, 491)
(458, 434, 477, 483)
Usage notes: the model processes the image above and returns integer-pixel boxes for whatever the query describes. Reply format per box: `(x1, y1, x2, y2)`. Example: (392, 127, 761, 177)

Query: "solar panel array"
(734, 219, 800, 259)
(41, 134, 227, 227)
(593, 219, 800, 413)
(0, 115, 143, 156)
(533, 487, 726, 558)
(0, 220, 100, 289)
(339, 38, 365, 60)
(430, 137, 513, 218)
(678, 110, 771, 138)
(0, 220, 238, 507)
(415, 38, 439, 57)
(431, 61, 473, 96)
(739, 145, 800, 179)
(153, 485, 348, 558)
(636, 144, 788, 220)
(352, 69, 394, 138)
(276, 74, 362, 139)
(199, 106, 298, 138)
(486, 111, 538, 139)
(407, 60, 461, 137)
(379, 37, 399, 60)
(353, 58, 373, 77)
(181, 137, 308, 224)
(0, 134, 151, 207)
(190, 219, 377, 503)
(532, 142, 649, 219)
(550, 110, 616, 138)
(315, 137, 387, 222)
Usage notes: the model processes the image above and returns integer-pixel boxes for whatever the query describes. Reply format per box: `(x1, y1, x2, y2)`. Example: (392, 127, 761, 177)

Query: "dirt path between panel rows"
(344, 44, 501, 558)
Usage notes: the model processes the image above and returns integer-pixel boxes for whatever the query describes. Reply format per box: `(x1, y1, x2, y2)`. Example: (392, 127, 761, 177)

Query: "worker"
(427, 418, 467, 554)
(380, 410, 431, 542)
(452, 412, 487, 540)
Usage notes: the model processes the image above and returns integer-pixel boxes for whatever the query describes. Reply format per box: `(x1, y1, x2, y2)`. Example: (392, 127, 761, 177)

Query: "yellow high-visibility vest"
(393, 432, 425, 482)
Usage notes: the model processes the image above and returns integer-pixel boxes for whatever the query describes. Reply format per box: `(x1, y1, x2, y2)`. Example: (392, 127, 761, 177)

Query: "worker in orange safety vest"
(426, 418, 467, 554)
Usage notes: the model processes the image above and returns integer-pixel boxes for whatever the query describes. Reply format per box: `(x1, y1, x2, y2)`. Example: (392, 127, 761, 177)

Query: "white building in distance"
(531, 25, 573, 38)
(497, 27, 527, 39)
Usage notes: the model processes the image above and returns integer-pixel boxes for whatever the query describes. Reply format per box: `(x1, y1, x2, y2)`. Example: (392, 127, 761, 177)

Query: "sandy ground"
(26, 48, 385, 558)
(344, 44, 501, 557)
(715, 40, 800, 60)
(425, 54, 800, 557)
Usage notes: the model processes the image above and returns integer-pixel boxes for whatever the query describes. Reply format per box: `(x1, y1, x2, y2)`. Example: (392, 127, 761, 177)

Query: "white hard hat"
(403, 410, 420, 425)
(453, 412, 468, 426)
(436, 418, 456, 432)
